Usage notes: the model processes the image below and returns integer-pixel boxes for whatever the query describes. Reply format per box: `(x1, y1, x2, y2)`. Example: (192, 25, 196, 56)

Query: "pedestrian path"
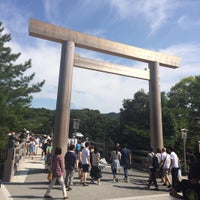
(1, 154, 178, 200)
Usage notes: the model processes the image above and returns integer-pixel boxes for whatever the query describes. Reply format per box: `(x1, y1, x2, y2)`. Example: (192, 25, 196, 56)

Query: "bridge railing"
(3, 140, 27, 182)
(132, 149, 148, 171)
(88, 140, 148, 171)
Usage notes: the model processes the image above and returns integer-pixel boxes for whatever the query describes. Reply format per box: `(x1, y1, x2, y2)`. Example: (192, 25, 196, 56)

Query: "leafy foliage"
(119, 89, 150, 149)
(70, 109, 120, 147)
(167, 76, 200, 154)
(0, 21, 45, 133)
(0, 21, 44, 178)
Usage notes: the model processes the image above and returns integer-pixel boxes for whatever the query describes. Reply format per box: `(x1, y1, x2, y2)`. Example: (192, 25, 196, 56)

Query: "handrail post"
(3, 135, 26, 182)
(3, 147, 15, 182)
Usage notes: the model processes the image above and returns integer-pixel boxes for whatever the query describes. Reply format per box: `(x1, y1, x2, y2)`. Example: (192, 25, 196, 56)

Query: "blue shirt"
(121, 148, 131, 165)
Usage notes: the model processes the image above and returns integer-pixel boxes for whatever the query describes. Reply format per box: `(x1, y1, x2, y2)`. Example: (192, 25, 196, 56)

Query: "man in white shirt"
(161, 147, 172, 188)
(169, 146, 179, 188)
(81, 142, 90, 186)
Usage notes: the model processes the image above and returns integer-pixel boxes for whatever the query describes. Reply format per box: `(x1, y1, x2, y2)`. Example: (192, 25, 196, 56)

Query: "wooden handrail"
(3, 140, 26, 182)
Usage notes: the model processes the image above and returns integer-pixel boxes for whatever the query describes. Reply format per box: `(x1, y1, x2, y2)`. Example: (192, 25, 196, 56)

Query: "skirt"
(90, 166, 102, 179)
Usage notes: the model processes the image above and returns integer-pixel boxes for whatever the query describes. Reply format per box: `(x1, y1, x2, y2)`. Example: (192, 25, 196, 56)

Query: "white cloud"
(0, 1, 29, 35)
(177, 15, 200, 30)
(160, 43, 200, 92)
(43, 0, 63, 22)
(71, 67, 148, 113)
(109, 0, 181, 34)
(9, 40, 60, 99)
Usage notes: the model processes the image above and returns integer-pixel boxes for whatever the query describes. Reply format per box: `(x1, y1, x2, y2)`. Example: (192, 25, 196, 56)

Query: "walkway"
(0, 154, 176, 200)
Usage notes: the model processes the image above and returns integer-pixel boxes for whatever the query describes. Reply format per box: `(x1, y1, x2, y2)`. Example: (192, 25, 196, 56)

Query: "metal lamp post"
(181, 128, 188, 174)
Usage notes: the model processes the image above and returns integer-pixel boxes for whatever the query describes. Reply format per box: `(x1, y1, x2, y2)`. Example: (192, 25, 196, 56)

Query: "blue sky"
(1, 0, 200, 113)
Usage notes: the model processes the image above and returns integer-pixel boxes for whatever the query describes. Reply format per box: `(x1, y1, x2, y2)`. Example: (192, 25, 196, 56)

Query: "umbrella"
(73, 132, 84, 137)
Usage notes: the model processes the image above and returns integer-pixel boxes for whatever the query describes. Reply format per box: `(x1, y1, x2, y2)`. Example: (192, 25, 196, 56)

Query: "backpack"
(152, 154, 159, 169)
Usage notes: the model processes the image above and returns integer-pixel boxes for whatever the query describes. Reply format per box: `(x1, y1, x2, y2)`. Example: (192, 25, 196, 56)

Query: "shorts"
(82, 164, 89, 172)
(78, 161, 82, 169)
(163, 168, 170, 175)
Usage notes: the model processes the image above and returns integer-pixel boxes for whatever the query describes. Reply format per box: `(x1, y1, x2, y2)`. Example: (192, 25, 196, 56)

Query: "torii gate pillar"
(53, 41, 74, 154)
(149, 62, 163, 150)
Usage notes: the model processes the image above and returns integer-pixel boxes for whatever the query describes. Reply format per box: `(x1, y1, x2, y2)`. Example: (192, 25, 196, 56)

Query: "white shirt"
(81, 147, 90, 164)
(156, 153, 162, 164)
(162, 152, 171, 169)
(170, 151, 179, 168)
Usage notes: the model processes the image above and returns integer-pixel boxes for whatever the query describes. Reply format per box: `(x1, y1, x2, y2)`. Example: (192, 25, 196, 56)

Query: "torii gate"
(29, 18, 180, 154)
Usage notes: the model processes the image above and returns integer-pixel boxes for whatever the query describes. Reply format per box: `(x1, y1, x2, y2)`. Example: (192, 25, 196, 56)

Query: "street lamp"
(72, 119, 80, 145)
(181, 128, 188, 174)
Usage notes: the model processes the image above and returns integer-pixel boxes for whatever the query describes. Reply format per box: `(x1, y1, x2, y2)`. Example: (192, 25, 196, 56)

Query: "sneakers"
(113, 178, 119, 183)
(167, 184, 172, 188)
(124, 178, 129, 182)
(82, 182, 89, 186)
(67, 186, 72, 191)
(90, 179, 95, 184)
(96, 182, 101, 185)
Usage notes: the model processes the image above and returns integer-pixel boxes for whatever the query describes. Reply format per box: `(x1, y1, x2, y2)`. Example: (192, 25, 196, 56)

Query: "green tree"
(0, 21, 45, 177)
(0, 21, 45, 133)
(161, 92, 177, 147)
(119, 89, 150, 149)
(70, 109, 120, 152)
(167, 76, 200, 154)
(22, 108, 55, 134)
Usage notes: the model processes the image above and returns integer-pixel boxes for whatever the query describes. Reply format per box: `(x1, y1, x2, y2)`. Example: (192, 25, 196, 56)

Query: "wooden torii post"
(29, 18, 180, 153)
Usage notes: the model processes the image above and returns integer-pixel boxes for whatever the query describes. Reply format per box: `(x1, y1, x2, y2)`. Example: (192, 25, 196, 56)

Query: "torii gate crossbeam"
(74, 55, 150, 80)
(29, 18, 180, 153)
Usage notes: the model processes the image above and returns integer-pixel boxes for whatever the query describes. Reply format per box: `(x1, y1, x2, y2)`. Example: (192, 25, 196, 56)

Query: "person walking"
(168, 146, 180, 189)
(90, 147, 102, 185)
(64, 144, 78, 191)
(29, 137, 35, 159)
(44, 147, 68, 199)
(146, 147, 159, 190)
(121, 144, 132, 182)
(161, 147, 172, 188)
(156, 147, 164, 183)
(81, 142, 91, 186)
(110, 145, 121, 182)
(78, 146, 84, 180)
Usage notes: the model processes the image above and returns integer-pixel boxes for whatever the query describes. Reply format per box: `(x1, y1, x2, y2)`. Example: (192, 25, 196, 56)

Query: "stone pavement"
(0, 155, 178, 200)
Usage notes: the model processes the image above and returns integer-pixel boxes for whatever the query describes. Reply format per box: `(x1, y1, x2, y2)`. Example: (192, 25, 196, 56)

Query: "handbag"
(47, 171, 53, 181)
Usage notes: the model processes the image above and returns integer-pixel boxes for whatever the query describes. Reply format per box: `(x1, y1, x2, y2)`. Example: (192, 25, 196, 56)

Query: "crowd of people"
(35, 138, 200, 199)
(43, 141, 133, 199)
(43, 140, 102, 199)
(146, 146, 200, 199)
(11, 132, 200, 199)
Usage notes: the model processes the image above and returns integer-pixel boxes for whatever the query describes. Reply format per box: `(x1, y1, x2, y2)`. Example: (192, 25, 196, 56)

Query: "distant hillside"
(104, 112, 119, 120)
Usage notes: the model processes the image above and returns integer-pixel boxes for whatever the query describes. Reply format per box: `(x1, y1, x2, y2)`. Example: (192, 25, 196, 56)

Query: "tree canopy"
(0, 22, 45, 133)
